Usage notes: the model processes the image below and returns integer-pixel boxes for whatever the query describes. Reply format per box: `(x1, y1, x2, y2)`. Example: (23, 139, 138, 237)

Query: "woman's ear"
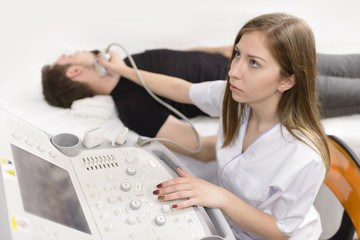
(279, 75, 296, 92)
(65, 65, 84, 79)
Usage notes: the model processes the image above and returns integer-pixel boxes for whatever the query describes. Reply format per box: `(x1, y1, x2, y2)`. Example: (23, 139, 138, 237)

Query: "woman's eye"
(250, 59, 259, 68)
(234, 50, 241, 58)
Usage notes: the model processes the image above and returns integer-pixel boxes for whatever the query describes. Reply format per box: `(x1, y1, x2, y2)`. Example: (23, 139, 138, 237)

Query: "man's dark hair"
(41, 64, 95, 108)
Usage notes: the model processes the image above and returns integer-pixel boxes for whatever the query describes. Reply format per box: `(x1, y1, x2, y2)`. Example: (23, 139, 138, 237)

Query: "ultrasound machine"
(0, 108, 235, 240)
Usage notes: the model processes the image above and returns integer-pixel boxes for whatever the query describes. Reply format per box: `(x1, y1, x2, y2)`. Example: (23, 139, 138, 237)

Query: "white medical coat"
(189, 80, 326, 240)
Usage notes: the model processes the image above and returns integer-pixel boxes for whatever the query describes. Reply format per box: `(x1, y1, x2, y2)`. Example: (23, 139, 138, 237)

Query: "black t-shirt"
(110, 49, 229, 137)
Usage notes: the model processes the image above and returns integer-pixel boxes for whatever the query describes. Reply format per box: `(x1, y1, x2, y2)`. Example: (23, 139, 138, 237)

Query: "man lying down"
(41, 46, 360, 161)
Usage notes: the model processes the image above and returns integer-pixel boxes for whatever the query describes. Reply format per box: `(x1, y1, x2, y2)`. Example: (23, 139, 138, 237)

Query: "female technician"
(99, 13, 330, 240)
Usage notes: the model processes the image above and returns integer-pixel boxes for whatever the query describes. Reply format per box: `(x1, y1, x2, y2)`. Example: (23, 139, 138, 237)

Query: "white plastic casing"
(94, 51, 110, 77)
(83, 127, 104, 148)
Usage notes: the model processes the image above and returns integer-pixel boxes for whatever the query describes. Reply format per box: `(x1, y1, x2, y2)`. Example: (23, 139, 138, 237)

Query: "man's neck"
(93, 74, 120, 95)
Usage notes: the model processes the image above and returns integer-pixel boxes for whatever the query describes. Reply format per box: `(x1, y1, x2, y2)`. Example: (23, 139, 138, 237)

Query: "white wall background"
(1, 0, 360, 112)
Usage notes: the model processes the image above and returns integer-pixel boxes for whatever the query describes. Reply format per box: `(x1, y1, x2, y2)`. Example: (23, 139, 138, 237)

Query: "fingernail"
(158, 196, 164, 200)
(156, 183, 163, 188)
(172, 204, 178, 209)
(153, 190, 159, 195)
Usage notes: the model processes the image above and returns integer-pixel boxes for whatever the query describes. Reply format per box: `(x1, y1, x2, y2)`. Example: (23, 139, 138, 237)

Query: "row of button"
(83, 154, 119, 171)
(12, 132, 57, 158)
(82, 155, 115, 163)
(123, 230, 200, 240)
(96, 197, 176, 219)
(83, 156, 157, 171)
(101, 209, 166, 227)
(88, 181, 146, 197)
(101, 208, 196, 228)
(122, 155, 158, 169)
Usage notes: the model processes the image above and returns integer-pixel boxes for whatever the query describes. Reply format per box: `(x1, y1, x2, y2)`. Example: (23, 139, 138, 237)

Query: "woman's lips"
(230, 84, 242, 92)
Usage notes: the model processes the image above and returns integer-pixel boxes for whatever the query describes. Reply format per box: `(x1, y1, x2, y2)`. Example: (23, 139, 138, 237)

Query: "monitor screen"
(11, 144, 91, 234)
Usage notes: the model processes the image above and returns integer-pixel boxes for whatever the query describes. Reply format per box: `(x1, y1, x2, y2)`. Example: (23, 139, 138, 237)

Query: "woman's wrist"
(119, 65, 132, 77)
(217, 186, 235, 210)
(119, 65, 142, 85)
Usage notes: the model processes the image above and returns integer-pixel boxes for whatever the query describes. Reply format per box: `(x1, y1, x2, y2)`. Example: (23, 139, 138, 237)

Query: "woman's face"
(228, 31, 284, 105)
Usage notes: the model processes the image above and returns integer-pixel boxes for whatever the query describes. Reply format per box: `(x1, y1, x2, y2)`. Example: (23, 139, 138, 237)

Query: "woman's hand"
(156, 167, 289, 240)
(153, 167, 226, 209)
(97, 51, 128, 76)
(98, 52, 193, 104)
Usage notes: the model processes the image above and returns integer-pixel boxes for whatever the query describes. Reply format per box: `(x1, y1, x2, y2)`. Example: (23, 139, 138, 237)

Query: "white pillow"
(70, 95, 116, 120)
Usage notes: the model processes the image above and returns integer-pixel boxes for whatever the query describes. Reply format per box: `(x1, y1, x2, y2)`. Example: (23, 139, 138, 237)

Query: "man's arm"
(186, 45, 233, 59)
(156, 115, 217, 162)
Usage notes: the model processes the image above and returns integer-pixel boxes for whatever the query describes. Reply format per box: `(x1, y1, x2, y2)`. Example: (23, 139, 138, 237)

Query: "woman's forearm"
(220, 190, 289, 240)
(121, 66, 193, 104)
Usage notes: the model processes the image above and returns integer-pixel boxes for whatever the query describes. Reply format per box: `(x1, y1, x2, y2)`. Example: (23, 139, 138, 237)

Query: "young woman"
(99, 13, 330, 240)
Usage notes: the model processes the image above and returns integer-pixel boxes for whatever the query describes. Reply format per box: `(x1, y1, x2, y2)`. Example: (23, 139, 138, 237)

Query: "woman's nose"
(228, 60, 243, 79)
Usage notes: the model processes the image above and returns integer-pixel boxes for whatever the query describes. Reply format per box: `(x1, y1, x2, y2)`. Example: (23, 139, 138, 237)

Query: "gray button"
(126, 167, 136, 176)
(130, 200, 141, 210)
(25, 139, 34, 146)
(108, 195, 118, 204)
(161, 205, 171, 214)
(154, 215, 166, 226)
(12, 132, 22, 140)
(37, 145, 46, 152)
(127, 216, 137, 225)
(125, 157, 135, 164)
(48, 151, 57, 158)
(120, 182, 131, 192)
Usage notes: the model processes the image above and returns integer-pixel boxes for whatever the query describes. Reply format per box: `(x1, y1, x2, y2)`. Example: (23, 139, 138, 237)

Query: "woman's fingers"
(157, 190, 192, 202)
(157, 191, 197, 210)
(156, 174, 190, 189)
(155, 166, 193, 189)
(153, 167, 222, 209)
(172, 199, 195, 209)
(153, 180, 191, 195)
(177, 166, 193, 178)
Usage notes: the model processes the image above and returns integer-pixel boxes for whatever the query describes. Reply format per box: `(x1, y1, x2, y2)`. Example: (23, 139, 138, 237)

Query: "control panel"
(74, 146, 208, 239)
(0, 108, 235, 240)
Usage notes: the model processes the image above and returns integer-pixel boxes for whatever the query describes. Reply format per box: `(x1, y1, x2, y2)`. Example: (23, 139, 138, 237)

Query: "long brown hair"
(222, 13, 330, 173)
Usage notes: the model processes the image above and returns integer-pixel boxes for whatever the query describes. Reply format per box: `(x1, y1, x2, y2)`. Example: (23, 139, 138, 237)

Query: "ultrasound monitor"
(11, 144, 91, 234)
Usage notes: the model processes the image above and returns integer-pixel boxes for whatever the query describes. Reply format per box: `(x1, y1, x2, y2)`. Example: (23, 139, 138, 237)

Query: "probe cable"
(106, 43, 202, 154)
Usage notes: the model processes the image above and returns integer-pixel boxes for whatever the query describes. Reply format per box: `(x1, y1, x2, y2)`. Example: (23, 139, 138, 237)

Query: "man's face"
(53, 50, 98, 68)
